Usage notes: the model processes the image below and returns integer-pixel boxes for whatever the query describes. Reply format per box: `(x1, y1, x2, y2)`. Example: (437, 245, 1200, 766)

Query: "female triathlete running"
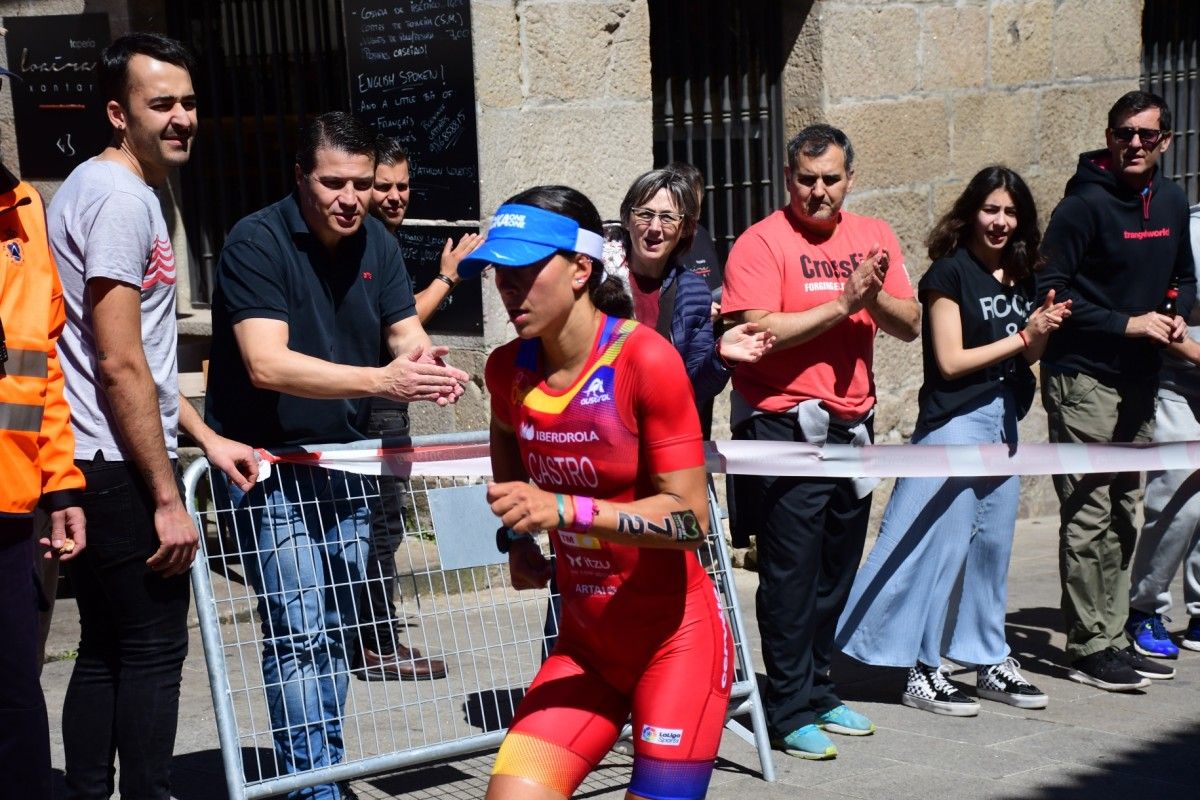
(460, 185, 733, 800)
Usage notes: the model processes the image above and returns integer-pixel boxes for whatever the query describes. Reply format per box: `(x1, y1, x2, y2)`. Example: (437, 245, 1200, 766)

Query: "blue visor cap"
(459, 204, 606, 279)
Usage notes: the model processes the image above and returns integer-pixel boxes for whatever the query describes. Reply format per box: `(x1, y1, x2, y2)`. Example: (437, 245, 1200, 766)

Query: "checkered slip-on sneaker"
(901, 663, 979, 717)
(976, 657, 1048, 709)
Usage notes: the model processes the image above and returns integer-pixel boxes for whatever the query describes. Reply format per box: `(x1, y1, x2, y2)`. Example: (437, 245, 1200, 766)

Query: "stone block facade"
(786, 0, 1142, 517)
(446, 0, 656, 432)
(0, 0, 1149, 520)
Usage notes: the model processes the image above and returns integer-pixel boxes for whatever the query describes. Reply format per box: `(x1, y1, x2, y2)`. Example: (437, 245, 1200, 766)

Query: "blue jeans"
(221, 465, 372, 800)
(836, 389, 1019, 668)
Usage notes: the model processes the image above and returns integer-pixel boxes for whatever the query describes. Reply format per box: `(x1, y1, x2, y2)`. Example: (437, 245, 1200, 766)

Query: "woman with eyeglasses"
(610, 168, 774, 404)
(461, 185, 734, 800)
(835, 166, 1071, 716)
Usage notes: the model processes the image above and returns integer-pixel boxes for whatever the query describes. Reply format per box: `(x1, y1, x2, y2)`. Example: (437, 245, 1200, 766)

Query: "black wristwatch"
(496, 526, 534, 554)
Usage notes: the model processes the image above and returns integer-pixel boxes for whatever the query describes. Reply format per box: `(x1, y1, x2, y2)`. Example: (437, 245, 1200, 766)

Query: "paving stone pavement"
(42, 516, 1200, 799)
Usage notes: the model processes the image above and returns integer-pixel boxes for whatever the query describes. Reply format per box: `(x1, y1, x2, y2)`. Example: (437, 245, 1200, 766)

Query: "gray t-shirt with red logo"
(48, 158, 180, 459)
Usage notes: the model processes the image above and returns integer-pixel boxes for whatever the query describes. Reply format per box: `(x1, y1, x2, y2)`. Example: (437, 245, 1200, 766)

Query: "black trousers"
(63, 458, 190, 800)
(0, 518, 52, 799)
(735, 412, 872, 736)
(357, 403, 411, 652)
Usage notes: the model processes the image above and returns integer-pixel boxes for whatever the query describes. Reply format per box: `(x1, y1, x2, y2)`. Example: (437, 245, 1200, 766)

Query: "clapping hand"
(718, 322, 776, 364)
(1024, 290, 1073, 343)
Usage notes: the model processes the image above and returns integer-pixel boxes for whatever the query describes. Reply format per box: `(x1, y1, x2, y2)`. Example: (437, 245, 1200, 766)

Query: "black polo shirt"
(205, 192, 416, 448)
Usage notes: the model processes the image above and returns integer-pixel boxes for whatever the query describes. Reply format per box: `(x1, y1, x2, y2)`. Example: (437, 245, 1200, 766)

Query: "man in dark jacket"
(1037, 90, 1196, 692)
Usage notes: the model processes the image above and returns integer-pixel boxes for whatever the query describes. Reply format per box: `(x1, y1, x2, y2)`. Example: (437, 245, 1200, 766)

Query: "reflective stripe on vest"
(0, 401, 43, 432)
(0, 348, 49, 378)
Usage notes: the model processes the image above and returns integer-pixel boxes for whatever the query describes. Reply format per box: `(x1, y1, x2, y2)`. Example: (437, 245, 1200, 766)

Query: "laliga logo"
(519, 422, 536, 441)
(493, 212, 526, 229)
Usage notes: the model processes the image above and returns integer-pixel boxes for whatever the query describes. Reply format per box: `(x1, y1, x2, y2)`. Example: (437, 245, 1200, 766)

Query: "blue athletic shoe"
(1182, 618, 1200, 652)
(1126, 610, 1180, 659)
(817, 704, 876, 736)
(771, 724, 837, 760)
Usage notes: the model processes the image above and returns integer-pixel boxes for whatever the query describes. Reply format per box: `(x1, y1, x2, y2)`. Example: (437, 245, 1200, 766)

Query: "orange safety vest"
(0, 178, 84, 517)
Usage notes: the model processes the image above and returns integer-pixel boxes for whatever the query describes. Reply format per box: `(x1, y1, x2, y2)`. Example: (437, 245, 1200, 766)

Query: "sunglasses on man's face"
(1110, 126, 1167, 148)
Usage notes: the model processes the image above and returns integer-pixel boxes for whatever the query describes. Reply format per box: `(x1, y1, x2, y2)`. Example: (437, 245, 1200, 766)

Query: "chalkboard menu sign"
(3, 14, 111, 180)
(398, 225, 483, 335)
(344, 1, 480, 222)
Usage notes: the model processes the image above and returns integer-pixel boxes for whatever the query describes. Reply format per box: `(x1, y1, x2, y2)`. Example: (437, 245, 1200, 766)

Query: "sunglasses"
(1111, 126, 1167, 147)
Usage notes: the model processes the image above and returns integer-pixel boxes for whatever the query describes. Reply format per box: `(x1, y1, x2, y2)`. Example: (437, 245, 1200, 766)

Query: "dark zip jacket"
(1036, 149, 1196, 380)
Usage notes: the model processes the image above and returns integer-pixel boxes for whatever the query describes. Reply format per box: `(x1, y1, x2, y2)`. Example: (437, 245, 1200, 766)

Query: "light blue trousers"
(836, 390, 1019, 668)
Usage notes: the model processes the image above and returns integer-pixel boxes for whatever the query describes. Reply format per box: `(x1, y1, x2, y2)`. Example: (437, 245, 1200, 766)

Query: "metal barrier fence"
(184, 432, 774, 799)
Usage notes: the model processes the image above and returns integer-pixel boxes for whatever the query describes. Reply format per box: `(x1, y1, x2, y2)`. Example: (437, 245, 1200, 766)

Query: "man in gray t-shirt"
(50, 158, 180, 459)
(46, 34, 257, 799)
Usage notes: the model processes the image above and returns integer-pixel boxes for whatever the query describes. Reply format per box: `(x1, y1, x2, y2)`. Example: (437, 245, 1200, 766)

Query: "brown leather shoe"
(355, 643, 448, 681)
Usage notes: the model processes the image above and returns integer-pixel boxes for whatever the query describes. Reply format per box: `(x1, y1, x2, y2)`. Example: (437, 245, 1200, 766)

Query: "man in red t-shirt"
(722, 124, 920, 759)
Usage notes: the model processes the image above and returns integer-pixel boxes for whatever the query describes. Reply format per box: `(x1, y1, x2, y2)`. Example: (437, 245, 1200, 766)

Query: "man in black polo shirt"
(205, 112, 468, 800)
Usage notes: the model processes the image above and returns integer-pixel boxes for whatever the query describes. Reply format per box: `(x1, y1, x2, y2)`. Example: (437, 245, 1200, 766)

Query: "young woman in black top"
(835, 166, 1071, 716)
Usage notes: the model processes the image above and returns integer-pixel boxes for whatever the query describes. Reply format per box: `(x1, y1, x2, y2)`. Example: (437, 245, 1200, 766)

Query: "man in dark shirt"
(352, 136, 481, 680)
(205, 112, 468, 800)
(1037, 90, 1195, 692)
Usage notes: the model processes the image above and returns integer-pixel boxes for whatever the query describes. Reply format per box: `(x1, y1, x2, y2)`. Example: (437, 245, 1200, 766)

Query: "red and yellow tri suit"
(485, 315, 732, 799)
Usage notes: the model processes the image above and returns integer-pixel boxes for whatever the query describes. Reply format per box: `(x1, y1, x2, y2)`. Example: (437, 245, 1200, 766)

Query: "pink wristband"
(570, 495, 596, 533)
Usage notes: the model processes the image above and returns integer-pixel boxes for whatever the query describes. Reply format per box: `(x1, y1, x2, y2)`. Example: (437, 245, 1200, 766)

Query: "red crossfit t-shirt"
(485, 316, 710, 616)
(721, 207, 915, 419)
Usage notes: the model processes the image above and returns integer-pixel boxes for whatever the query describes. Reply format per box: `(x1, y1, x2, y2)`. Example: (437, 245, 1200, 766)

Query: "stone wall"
(2, 2, 1152, 517)
(0, 0, 195, 355)
(0, 0, 168, 184)
(0, 0, 87, 175)
(777, 0, 1142, 517)
(410, 0, 655, 436)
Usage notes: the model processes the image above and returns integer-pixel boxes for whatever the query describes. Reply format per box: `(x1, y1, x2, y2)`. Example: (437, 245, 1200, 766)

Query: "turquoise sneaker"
(771, 723, 837, 760)
(817, 704, 877, 736)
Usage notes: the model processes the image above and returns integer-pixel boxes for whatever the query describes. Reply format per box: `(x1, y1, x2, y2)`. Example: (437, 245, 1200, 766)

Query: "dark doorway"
(649, 1, 785, 261)
(167, 0, 349, 306)
(1143, 0, 1199, 203)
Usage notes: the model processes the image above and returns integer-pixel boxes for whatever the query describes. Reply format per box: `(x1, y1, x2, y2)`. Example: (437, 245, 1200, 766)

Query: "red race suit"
(485, 315, 733, 798)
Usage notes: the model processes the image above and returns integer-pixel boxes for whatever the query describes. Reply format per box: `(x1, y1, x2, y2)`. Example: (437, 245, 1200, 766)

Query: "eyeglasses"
(1111, 126, 1167, 147)
(630, 207, 685, 230)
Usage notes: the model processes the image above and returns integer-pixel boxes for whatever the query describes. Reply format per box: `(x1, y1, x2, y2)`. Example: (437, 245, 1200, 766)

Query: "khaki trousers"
(1042, 370, 1156, 661)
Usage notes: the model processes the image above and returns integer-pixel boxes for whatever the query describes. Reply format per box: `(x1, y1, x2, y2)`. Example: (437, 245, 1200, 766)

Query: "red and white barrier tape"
(254, 439, 1200, 481)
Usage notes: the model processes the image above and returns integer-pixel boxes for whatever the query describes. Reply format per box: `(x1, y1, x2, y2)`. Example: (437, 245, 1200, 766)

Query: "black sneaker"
(1116, 645, 1175, 679)
(1067, 648, 1150, 691)
(976, 657, 1049, 709)
(901, 663, 979, 716)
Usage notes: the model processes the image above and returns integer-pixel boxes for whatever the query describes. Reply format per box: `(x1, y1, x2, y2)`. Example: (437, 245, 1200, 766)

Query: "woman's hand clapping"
(1023, 289, 1073, 344)
(717, 322, 776, 365)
